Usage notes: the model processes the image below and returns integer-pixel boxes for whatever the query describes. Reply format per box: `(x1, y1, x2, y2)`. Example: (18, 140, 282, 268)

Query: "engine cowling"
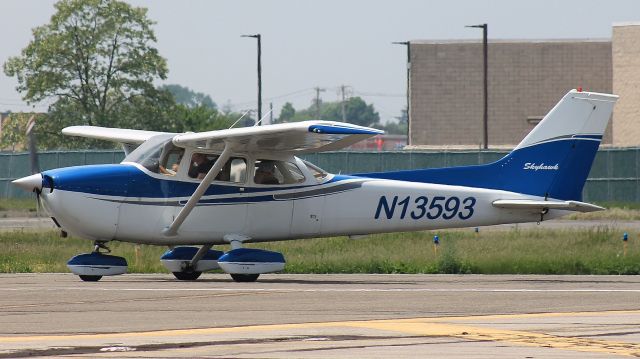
(217, 248, 285, 275)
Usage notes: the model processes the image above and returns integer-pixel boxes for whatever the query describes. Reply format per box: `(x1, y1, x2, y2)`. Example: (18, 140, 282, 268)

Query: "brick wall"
(612, 23, 640, 147)
(409, 40, 612, 147)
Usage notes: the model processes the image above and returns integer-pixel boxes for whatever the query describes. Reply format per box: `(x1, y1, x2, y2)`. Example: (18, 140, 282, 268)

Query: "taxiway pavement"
(3, 216, 640, 232)
(0, 274, 638, 358)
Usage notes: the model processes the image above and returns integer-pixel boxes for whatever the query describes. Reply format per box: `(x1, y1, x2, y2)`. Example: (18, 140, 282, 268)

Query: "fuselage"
(39, 160, 559, 245)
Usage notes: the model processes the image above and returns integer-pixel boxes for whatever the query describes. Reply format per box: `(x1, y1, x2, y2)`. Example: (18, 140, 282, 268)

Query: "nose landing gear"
(67, 241, 127, 282)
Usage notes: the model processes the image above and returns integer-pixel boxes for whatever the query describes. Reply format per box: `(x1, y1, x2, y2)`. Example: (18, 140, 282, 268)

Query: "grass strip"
(0, 227, 638, 275)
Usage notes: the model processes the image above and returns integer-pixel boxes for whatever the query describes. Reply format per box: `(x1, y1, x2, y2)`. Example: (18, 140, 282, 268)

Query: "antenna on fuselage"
(253, 108, 273, 126)
(228, 109, 252, 129)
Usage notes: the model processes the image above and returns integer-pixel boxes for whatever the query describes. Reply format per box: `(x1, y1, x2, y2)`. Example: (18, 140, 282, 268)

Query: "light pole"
(392, 41, 411, 146)
(242, 34, 262, 125)
(466, 24, 488, 149)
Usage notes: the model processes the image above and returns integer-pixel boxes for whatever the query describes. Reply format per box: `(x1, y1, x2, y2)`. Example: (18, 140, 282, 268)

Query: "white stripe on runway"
(0, 287, 638, 293)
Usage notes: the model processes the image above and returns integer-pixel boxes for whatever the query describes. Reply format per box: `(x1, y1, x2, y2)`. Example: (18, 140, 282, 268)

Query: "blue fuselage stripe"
(357, 137, 600, 201)
(42, 164, 360, 202)
(42, 136, 599, 203)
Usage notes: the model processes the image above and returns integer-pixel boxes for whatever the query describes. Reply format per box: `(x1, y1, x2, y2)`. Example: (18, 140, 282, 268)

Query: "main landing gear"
(216, 236, 285, 283)
(160, 239, 286, 283)
(230, 273, 261, 282)
(160, 245, 223, 281)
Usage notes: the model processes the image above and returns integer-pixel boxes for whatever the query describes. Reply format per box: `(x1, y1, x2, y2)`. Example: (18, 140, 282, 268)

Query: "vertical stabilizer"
(514, 90, 617, 151)
(360, 90, 618, 201)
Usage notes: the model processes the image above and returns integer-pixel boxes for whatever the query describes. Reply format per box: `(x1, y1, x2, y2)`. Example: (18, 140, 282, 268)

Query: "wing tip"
(307, 122, 384, 135)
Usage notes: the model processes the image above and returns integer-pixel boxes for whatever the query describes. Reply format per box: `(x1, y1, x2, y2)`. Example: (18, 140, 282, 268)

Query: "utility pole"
(269, 102, 273, 125)
(314, 87, 325, 121)
(392, 41, 411, 146)
(241, 34, 262, 125)
(340, 85, 349, 122)
(465, 24, 488, 149)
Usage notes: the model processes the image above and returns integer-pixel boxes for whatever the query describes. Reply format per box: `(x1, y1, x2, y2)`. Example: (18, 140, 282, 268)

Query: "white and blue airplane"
(12, 89, 617, 282)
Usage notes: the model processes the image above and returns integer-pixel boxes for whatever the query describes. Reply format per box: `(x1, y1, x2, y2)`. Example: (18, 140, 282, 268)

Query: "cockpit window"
(159, 147, 184, 176)
(302, 160, 329, 183)
(253, 160, 306, 185)
(188, 152, 247, 183)
(123, 134, 177, 173)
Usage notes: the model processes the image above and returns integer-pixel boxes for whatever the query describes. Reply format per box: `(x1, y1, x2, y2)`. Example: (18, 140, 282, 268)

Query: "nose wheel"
(172, 271, 202, 281)
(67, 241, 127, 282)
(79, 242, 111, 281)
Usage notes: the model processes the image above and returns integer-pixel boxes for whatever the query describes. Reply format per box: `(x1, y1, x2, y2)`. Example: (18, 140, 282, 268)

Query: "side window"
(253, 160, 306, 185)
(254, 160, 281, 185)
(188, 152, 246, 183)
(188, 153, 217, 180)
(226, 158, 247, 183)
(159, 148, 184, 176)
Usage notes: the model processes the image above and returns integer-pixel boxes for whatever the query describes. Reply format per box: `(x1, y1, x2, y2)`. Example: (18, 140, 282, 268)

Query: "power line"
(352, 91, 404, 98)
(226, 88, 315, 109)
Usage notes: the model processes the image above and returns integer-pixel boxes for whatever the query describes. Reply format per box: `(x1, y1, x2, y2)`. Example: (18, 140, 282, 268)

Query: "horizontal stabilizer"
(492, 199, 604, 213)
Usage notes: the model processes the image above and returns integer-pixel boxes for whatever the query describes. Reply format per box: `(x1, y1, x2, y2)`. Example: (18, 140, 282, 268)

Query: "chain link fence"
(2, 148, 638, 202)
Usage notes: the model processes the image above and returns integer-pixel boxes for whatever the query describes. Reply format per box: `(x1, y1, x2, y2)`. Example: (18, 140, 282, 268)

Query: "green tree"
(287, 96, 380, 127)
(372, 107, 408, 135)
(166, 105, 237, 133)
(0, 113, 29, 151)
(4, 0, 169, 134)
(323, 97, 379, 127)
(161, 84, 217, 109)
(277, 102, 296, 123)
(375, 120, 407, 135)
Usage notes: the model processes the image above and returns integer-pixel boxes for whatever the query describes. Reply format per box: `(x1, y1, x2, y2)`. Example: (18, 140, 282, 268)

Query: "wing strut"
(163, 143, 233, 237)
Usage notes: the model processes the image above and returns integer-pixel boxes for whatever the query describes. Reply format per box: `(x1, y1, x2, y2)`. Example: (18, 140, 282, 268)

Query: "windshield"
(302, 160, 329, 183)
(253, 159, 306, 185)
(123, 134, 176, 172)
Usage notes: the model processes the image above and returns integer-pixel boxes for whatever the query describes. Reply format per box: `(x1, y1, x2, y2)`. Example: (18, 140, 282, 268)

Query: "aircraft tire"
(230, 273, 260, 282)
(172, 271, 202, 281)
(79, 275, 102, 282)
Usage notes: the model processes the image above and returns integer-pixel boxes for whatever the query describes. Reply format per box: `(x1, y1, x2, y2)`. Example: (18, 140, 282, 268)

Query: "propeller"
(26, 115, 40, 175)
(26, 115, 41, 215)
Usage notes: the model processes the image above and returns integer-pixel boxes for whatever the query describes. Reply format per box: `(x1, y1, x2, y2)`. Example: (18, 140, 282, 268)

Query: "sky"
(1, 0, 639, 124)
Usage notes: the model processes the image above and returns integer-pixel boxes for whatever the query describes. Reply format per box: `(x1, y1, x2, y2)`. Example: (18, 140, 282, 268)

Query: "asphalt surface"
(0, 273, 639, 358)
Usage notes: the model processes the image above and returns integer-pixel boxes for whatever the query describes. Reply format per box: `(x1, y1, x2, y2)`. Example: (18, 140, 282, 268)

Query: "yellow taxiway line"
(1, 310, 639, 356)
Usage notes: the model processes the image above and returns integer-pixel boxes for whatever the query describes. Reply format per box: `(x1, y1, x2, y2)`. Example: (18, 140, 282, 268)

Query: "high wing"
(172, 121, 384, 153)
(163, 121, 383, 236)
(62, 126, 174, 155)
(62, 126, 172, 144)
